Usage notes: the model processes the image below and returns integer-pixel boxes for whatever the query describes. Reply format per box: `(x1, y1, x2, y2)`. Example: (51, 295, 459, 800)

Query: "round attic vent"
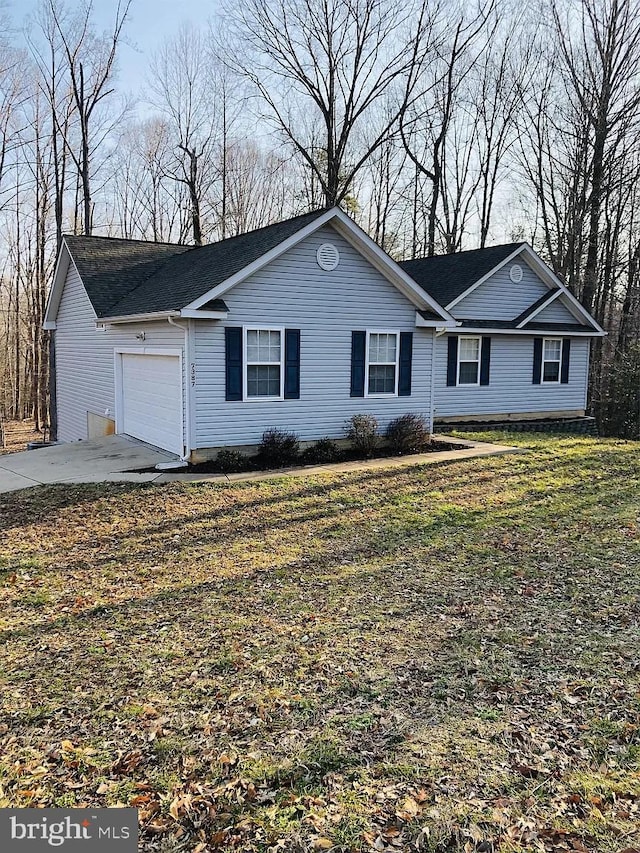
(317, 243, 340, 271)
(510, 263, 523, 283)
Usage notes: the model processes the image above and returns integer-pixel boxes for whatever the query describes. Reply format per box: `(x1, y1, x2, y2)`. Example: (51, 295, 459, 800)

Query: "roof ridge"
(62, 208, 330, 252)
(193, 208, 330, 251)
(63, 233, 190, 249)
(403, 241, 525, 263)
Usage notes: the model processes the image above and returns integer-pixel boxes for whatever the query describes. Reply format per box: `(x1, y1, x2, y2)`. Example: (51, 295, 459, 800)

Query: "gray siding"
(55, 261, 185, 443)
(434, 334, 589, 419)
(531, 297, 578, 324)
(453, 260, 549, 319)
(192, 225, 433, 447)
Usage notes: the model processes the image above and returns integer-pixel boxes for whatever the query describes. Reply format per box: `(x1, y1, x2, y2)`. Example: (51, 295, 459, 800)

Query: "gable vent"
(510, 264, 523, 283)
(317, 243, 340, 271)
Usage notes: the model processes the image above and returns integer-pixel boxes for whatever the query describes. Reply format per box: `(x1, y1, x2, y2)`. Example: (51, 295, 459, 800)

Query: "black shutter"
(446, 336, 458, 386)
(398, 332, 413, 396)
(532, 337, 543, 385)
(350, 331, 366, 397)
(225, 327, 243, 401)
(480, 336, 491, 386)
(561, 338, 571, 384)
(284, 328, 301, 399)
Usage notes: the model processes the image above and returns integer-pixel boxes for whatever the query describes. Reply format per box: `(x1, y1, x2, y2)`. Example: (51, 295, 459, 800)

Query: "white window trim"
(365, 329, 400, 398)
(541, 337, 562, 384)
(243, 325, 285, 402)
(457, 335, 481, 386)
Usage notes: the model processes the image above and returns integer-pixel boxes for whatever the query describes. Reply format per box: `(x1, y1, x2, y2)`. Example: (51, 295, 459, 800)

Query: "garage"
(118, 352, 183, 455)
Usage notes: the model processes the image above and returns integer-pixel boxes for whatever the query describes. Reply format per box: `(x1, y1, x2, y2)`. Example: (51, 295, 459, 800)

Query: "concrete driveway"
(0, 435, 177, 494)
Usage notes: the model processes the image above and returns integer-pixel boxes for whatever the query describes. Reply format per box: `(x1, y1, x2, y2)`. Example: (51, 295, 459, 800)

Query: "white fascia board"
(445, 243, 527, 309)
(518, 245, 605, 333)
(182, 207, 454, 323)
(180, 308, 228, 319)
(43, 241, 71, 327)
(459, 326, 605, 337)
(415, 311, 460, 329)
(101, 310, 180, 324)
(516, 289, 562, 328)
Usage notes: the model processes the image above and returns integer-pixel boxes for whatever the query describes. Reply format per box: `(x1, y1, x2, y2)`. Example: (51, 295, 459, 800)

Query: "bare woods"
(0, 0, 639, 438)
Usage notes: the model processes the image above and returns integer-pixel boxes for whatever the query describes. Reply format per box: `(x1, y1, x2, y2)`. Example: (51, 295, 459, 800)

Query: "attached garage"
(117, 351, 184, 456)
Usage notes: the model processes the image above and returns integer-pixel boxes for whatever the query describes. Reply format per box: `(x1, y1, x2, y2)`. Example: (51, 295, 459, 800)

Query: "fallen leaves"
(1, 435, 639, 851)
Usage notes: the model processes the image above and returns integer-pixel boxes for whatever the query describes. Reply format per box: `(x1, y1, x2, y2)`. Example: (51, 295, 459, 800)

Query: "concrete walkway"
(0, 435, 176, 493)
(0, 435, 518, 495)
(151, 437, 518, 486)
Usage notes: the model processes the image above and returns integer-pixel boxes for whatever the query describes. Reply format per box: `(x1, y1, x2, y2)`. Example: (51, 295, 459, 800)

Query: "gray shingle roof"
(398, 243, 524, 307)
(64, 209, 328, 318)
(64, 235, 193, 318)
(63, 217, 594, 335)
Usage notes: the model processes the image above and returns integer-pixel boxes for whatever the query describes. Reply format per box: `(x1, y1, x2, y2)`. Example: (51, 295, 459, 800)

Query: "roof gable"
(451, 255, 549, 320)
(398, 243, 523, 308)
(526, 295, 578, 325)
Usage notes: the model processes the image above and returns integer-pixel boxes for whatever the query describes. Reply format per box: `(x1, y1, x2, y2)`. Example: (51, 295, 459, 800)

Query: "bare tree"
(552, 0, 640, 313)
(400, 1, 496, 255)
(149, 25, 220, 245)
(222, 0, 437, 207)
(45, 0, 131, 236)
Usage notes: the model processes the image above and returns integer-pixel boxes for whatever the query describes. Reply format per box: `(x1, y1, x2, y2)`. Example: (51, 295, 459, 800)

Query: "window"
(366, 331, 398, 395)
(542, 337, 561, 383)
(457, 336, 481, 385)
(245, 328, 283, 399)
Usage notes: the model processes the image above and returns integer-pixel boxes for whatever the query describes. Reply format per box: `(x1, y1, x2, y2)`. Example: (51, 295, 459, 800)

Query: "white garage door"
(120, 353, 183, 455)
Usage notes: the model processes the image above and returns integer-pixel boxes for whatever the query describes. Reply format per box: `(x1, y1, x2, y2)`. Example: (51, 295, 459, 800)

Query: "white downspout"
(430, 327, 448, 434)
(168, 316, 191, 462)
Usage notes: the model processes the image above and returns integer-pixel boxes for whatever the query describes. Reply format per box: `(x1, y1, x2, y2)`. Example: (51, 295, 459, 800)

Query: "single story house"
(44, 207, 604, 461)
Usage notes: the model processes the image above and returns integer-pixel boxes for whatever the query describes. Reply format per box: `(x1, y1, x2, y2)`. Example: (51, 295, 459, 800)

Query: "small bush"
(385, 413, 431, 454)
(258, 428, 300, 467)
(345, 414, 379, 457)
(301, 437, 343, 464)
(215, 448, 247, 474)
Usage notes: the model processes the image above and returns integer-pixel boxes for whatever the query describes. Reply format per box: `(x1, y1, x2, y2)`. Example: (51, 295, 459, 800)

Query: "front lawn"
(0, 434, 638, 852)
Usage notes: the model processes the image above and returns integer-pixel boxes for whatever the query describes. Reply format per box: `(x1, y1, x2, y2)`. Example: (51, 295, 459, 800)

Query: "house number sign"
(191, 362, 196, 386)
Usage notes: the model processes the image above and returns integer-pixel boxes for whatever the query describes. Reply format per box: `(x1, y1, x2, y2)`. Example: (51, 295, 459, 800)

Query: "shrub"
(215, 448, 247, 474)
(301, 437, 343, 464)
(345, 414, 379, 457)
(258, 428, 300, 467)
(385, 413, 431, 454)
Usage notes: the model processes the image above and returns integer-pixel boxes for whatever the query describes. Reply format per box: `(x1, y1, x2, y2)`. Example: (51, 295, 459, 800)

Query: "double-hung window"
(457, 336, 481, 385)
(542, 338, 562, 383)
(245, 328, 283, 399)
(366, 331, 399, 395)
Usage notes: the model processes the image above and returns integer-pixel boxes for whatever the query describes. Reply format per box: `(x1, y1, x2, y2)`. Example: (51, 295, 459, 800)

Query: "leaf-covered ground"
(0, 433, 639, 853)
(0, 418, 36, 455)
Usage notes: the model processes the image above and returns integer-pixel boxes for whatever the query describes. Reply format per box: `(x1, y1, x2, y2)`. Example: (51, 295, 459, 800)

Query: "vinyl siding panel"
(531, 297, 579, 324)
(453, 261, 549, 319)
(193, 225, 433, 447)
(433, 334, 590, 419)
(55, 262, 185, 445)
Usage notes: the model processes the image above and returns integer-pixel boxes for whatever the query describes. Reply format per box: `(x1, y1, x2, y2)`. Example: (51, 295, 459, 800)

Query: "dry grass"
(0, 432, 639, 852)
